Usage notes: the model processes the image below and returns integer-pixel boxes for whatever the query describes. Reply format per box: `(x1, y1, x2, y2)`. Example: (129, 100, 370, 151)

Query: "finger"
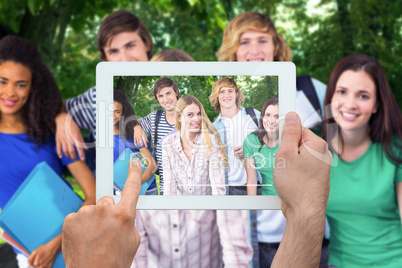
(76, 146, 86, 161)
(96, 196, 115, 207)
(73, 131, 87, 160)
(28, 251, 35, 266)
(61, 141, 71, 158)
(73, 131, 88, 151)
(56, 139, 62, 159)
(117, 158, 142, 217)
(68, 142, 77, 160)
(300, 127, 333, 165)
(142, 137, 148, 147)
(277, 112, 302, 157)
(301, 127, 328, 155)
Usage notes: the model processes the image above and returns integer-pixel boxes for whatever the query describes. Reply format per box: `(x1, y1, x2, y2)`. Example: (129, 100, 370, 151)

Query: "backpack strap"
(245, 107, 259, 127)
(154, 110, 163, 147)
(296, 75, 321, 114)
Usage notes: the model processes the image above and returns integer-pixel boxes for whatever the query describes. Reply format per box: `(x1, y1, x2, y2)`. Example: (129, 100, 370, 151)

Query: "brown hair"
(152, 77, 180, 102)
(209, 77, 245, 113)
(322, 54, 402, 164)
(257, 97, 279, 151)
(216, 11, 292, 62)
(96, 11, 153, 61)
(151, 49, 194, 62)
(113, 89, 138, 140)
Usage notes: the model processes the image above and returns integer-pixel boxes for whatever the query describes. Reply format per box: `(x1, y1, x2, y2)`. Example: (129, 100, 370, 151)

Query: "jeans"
(228, 184, 262, 195)
(258, 242, 279, 267)
(257, 238, 329, 267)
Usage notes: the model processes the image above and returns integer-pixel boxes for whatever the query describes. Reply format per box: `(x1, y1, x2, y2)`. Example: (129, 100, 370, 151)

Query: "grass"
(0, 175, 84, 245)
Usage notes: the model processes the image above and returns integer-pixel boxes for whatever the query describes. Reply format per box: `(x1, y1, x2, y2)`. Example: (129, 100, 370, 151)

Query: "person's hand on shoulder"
(62, 159, 143, 268)
(133, 125, 148, 147)
(55, 112, 87, 160)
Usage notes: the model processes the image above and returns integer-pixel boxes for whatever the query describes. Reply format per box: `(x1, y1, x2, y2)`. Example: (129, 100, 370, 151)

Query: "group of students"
(0, 8, 401, 268)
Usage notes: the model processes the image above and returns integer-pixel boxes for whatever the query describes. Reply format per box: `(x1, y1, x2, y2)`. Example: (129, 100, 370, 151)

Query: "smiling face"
(179, 103, 202, 134)
(0, 61, 32, 118)
(331, 70, 378, 133)
(113, 101, 123, 127)
(218, 86, 237, 111)
(263, 104, 279, 135)
(104, 31, 149, 62)
(235, 30, 275, 62)
(156, 86, 178, 111)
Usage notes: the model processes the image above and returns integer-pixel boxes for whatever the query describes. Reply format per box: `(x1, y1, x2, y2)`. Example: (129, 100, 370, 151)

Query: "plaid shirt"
(132, 210, 253, 268)
(162, 132, 226, 195)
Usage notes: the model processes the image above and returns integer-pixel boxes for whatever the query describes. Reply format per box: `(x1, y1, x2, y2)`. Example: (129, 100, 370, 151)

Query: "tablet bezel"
(96, 62, 295, 209)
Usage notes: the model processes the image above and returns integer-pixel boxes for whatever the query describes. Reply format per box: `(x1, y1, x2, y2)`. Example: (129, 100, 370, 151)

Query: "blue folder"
(0, 162, 83, 268)
(113, 148, 156, 195)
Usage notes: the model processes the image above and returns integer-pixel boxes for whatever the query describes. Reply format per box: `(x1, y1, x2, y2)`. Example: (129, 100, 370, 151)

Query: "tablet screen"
(96, 62, 295, 209)
(112, 75, 278, 196)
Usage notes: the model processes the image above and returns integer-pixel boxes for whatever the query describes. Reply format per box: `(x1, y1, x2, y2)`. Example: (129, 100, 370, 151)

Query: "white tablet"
(96, 62, 295, 209)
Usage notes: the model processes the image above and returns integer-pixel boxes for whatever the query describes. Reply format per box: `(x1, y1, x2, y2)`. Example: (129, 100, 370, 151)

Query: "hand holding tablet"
(62, 158, 142, 268)
(271, 112, 332, 268)
(62, 112, 331, 268)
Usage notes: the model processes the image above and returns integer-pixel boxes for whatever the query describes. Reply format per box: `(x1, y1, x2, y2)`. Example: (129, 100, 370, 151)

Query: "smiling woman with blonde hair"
(162, 95, 228, 195)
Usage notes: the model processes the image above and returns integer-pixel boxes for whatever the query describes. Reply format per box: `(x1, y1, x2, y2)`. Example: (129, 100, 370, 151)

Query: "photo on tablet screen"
(96, 61, 295, 209)
(112, 75, 278, 197)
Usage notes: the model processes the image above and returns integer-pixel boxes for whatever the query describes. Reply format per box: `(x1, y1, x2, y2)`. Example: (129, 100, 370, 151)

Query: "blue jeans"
(256, 238, 329, 267)
(258, 242, 279, 267)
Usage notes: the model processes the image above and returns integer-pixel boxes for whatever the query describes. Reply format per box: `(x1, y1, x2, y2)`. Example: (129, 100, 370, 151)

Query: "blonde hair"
(151, 49, 194, 62)
(175, 95, 228, 167)
(209, 77, 244, 113)
(216, 11, 292, 62)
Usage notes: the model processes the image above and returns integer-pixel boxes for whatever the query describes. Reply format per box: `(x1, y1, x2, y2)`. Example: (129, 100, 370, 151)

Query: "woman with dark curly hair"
(0, 35, 96, 267)
(243, 97, 279, 196)
(113, 89, 157, 194)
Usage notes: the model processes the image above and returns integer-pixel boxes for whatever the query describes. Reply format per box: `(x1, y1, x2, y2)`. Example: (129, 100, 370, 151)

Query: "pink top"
(132, 210, 253, 268)
(162, 131, 226, 195)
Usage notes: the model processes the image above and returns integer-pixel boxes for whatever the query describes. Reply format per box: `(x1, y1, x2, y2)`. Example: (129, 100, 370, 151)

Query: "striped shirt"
(65, 86, 97, 138)
(162, 131, 226, 195)
(132, 210, 253, 268)
(139, 110, 175, 194)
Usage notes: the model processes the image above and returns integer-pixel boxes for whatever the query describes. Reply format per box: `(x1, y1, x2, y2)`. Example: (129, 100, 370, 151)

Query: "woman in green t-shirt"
(243, 97, 279, 196)
(323, 54, 402, 268)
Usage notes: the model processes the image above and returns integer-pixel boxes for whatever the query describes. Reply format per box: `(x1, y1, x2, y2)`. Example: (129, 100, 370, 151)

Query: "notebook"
(113, 148, 156, 195)
(0, 162, 83, 267)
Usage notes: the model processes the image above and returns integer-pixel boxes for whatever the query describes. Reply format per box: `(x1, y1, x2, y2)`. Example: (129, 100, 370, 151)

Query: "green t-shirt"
(327, 142, 402, 268)
(242, 133, 279, 195)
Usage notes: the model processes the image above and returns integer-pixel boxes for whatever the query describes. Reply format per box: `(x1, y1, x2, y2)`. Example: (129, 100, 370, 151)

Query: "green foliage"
(0, 0, 401, 106)
(115, 75, 274, 122)
(27, 0, 44, 15)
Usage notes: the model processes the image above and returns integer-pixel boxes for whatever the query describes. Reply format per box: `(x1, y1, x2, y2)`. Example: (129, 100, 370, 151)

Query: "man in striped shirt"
(134, 77, 180, 195)
(55, 11, 153, 167)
